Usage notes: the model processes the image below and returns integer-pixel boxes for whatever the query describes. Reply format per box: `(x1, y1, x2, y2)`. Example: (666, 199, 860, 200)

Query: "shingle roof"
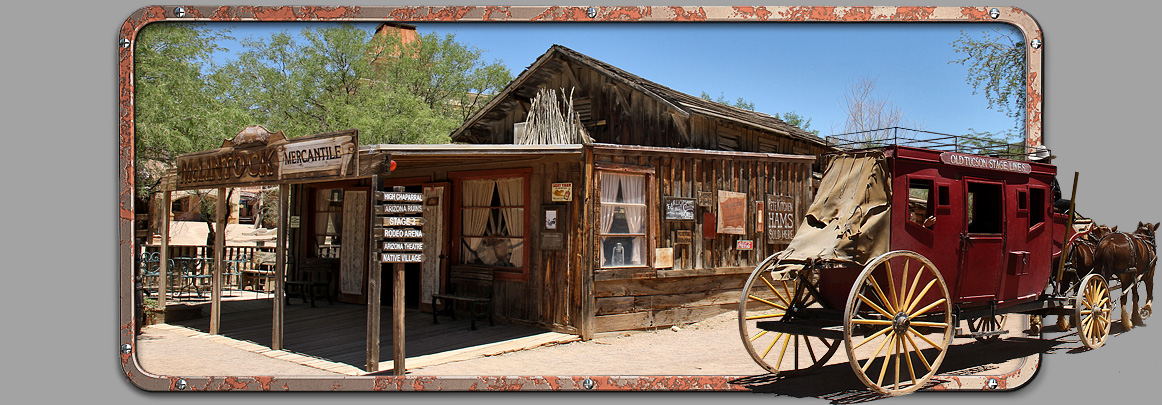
(451, 44, 830, 148)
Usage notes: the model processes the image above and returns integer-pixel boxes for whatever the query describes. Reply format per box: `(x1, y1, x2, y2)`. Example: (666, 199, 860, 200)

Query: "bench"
(242, 252, 277, 293)
(431, 267, 494, 330)
(286, 258, 334, 308)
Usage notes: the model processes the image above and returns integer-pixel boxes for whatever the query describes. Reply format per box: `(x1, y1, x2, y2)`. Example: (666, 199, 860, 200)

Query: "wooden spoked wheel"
(1075, 273, 1111, 350)
(738, 258, 840, 376)
(967, 314, 1008, 342)
(843, 251, 953, 396)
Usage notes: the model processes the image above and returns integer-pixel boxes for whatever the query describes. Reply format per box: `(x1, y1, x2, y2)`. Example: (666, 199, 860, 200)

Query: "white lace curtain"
(599, 172, 646, 233)
(496, 178, 524, 237)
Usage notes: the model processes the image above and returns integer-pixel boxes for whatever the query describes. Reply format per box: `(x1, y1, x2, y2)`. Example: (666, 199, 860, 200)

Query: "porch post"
(367, 174, 381, 372)
(580, 147, 595, 340)
(158, 190, 170, 310)
(274, 183, 288, 350)
(210, 187, 225, 335)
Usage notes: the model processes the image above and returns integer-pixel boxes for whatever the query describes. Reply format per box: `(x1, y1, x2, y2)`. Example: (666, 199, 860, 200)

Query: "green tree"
(774, 111, 819, 136)
(960, 128, 1025, 158)
(220, 24, 511, 145)
(134, 22, 248, 199)
(950, 28, 1026, 134)
(700, 91, 755, 111)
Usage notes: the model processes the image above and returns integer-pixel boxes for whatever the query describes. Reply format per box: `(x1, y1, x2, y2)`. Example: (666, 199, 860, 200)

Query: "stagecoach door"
(958, 178, 1005, 303)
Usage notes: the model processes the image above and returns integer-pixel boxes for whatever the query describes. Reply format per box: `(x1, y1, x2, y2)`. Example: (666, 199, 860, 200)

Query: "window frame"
(596, 168, 653, 269)
(450, 168, 532, 282)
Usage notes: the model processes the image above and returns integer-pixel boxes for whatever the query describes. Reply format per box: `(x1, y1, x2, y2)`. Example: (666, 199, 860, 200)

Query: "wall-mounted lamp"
(329, 189, 344, 205)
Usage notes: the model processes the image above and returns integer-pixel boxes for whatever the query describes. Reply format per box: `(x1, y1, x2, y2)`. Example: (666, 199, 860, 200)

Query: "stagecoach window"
(966, 182, 1003, 234)
(1030, 187, 1046, 227)
(1017, 190, 1028, 211)
(459, 177, 525, 269)
(907, 179, 935, 228)
(938, 185, 950, 207)
(599, 172, 647, 268)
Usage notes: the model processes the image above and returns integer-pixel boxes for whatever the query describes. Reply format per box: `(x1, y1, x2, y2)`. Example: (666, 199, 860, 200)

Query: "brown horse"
(1093, 222, 1158, 329)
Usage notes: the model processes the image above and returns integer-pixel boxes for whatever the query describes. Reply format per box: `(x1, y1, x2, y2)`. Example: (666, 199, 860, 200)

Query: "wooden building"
(154, 46, 834, 368)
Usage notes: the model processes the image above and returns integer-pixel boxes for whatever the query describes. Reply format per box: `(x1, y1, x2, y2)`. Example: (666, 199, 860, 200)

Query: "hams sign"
(939, 152, 1031, 174)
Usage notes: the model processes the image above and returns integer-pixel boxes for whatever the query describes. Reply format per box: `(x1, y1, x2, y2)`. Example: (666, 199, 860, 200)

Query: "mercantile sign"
(176, 127, 359, 189)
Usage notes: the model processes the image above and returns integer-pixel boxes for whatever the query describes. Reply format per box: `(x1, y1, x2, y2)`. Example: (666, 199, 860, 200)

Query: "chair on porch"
(222, 253, 248, 297)
(140, 252, 159, 297)
(244, 251, 278, 298)
(285, 257, 333, 308)
(176, 257, 212, 300)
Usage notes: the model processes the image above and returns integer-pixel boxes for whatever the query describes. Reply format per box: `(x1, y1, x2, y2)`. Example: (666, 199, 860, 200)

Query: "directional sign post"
(372, 188, 425, 375)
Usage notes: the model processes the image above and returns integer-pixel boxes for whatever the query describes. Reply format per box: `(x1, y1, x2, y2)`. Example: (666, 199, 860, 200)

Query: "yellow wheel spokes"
(739, 260, 841, 376)
(1075, 274, 1110, 350)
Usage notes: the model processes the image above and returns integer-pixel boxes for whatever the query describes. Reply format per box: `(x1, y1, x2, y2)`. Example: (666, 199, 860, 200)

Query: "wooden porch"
(168, 297, 565, 372)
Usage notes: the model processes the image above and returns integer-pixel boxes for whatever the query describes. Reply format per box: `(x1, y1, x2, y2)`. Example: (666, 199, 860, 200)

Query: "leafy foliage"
(774, 111, 819, 136)
(950, 28, 1026, 134)
(960, 128, 1026, 158)
(699, 91, 755, 111)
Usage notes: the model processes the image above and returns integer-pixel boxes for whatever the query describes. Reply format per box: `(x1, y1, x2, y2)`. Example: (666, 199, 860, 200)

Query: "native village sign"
(175, 127, 359, 189)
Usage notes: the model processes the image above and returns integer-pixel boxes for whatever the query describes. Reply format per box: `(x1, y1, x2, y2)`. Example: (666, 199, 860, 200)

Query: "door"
(339, 189, 369, 304)
(420, 182, 449, 312)
(958, 178, 1005, 303)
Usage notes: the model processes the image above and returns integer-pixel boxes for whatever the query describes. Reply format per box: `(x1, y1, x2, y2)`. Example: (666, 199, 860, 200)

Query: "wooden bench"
(286, 258, 334, 308)
(242, 252, 277, 293)
(431, 267, 494, 330)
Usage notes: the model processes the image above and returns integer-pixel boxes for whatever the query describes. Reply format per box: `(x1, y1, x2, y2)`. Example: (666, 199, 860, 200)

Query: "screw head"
(174, 7, 186, 18)
(175, 379, 188, 390)
(1031, 39, 1042, 49)
(586, 7, 597, 19)
(582, 378, 595, 390)
(120, 344, 132, 354)
(989, 8, 1001, 19)
(986, 378, 998, 390)
(119, 38, 131, 49)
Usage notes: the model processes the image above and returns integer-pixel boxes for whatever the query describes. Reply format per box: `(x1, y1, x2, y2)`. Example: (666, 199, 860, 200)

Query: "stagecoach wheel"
(843, 251, 953, 396)
(1075, 274, 1111, 350)
(967, 314, 1009, 342)
(738, 258, 840, 376)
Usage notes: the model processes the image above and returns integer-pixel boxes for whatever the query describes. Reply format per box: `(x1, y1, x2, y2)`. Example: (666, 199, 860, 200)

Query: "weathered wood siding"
(479, 61, 832, 160)
(588, 148, 814, 332)
(385, 154, 585, 334)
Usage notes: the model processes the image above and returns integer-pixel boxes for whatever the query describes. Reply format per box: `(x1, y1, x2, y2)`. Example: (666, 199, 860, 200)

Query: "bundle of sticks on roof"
(518, 87, 592, 145)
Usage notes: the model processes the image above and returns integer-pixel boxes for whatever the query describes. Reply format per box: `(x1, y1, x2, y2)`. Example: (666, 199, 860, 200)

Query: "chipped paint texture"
(119, 5, 1043, 393)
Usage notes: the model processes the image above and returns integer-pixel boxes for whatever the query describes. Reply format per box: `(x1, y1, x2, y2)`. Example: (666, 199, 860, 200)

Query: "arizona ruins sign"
(176, 127, 358, 189)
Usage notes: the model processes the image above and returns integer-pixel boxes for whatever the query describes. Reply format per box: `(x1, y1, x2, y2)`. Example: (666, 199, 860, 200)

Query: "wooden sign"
(717, 190, 747, 235)
(377, 191, 424, 202)
(540, 232, 564, 251)
(379, 228, 423, 239)
(376, 204, 423, 214)
(380, 217, 425, 227)
(664, 197, 696, 221)
(675, 230, 693, 245)
(696, 191, 715, 207)
(736, 240, 754, 250)
(939, 152, 1031, 174)
(176, 129, 359, 190)
(551, 183, 573, 202)
(383, 241, 424, 251)
(382, 253, 424, 263)
(767, 195, 796, 244)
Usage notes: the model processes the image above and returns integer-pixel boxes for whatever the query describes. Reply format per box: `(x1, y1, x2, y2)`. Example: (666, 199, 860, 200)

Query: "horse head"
(1134, 221, 1159, 245)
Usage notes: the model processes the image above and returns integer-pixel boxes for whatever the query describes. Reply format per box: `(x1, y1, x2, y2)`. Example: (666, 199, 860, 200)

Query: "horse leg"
(1120, 274, 1134, 330)
(1131, 271, 1146, 326)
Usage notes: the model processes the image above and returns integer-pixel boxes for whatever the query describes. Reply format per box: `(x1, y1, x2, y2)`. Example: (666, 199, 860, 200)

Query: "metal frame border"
(117, 5, 1043, 392)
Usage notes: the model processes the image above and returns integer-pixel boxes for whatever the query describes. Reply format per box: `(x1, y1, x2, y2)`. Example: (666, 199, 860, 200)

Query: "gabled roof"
(450, 44, 829, 148)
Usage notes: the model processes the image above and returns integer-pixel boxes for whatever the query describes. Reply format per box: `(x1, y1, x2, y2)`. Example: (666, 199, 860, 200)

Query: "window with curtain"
(599, 171, 647, 268)
(459, 177, 525, 269)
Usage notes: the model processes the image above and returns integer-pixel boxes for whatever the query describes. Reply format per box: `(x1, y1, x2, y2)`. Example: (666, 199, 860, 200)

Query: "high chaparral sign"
(939, 152, 1031, 174)
(176, 127, 359, 189)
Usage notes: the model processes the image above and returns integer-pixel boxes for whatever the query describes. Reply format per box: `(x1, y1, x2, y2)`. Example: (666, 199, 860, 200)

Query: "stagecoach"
(737, 131, 1147, 395)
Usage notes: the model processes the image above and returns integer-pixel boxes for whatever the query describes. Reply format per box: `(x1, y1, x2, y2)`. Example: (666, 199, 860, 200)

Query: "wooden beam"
(273, 183, 288, 350)
(210, 187, 226, 335)
(366, 174, 382, 373)
(393, 263, 406, 375)
(158, 190, 170, 310)
(580, 148, 595, 340)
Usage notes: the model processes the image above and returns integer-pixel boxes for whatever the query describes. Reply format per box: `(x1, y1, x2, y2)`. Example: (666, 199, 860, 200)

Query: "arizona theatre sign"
(176, 127, 359, 189)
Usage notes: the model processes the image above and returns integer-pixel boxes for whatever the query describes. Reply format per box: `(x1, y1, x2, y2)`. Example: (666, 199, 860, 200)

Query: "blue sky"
(210, 21, 1024, 138)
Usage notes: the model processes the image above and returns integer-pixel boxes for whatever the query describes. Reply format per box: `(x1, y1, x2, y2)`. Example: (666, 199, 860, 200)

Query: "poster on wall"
(551, 182, 573, 201)
(664, 197, 696, 221)
(717, 190, 747, 235)
(767, 195, 797, 244)
(755, 201, 765, 232)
